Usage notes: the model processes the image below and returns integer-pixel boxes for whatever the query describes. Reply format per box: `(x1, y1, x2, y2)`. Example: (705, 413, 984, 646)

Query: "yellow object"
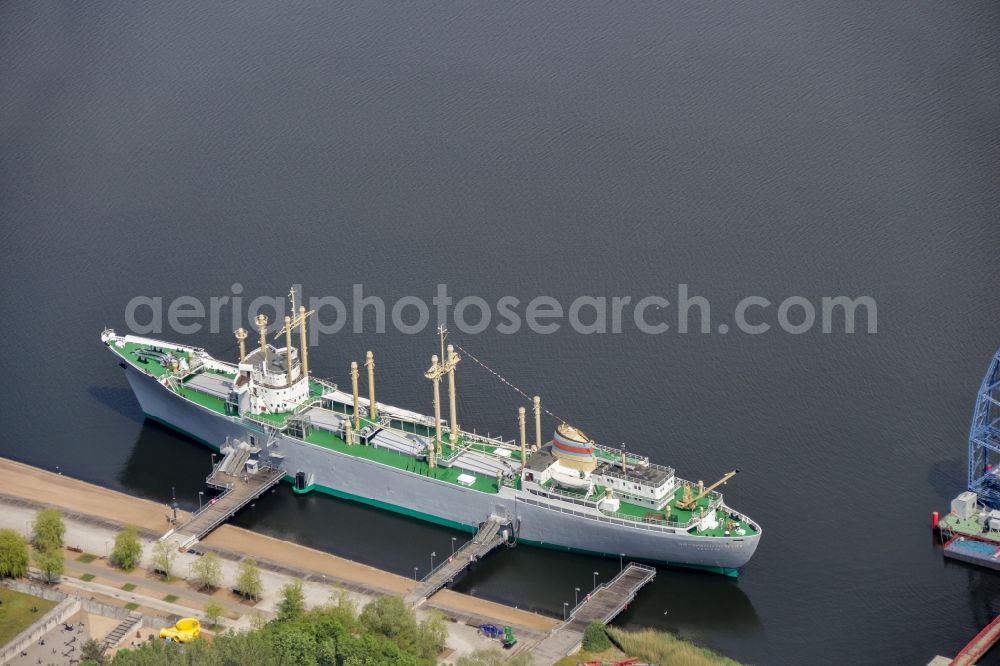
(676, 470, 739, 510)
(424, 354, 443, 462)
(518, 407, 527, 465)
(159, 617, 201, 643)
(351, 362, 360, 430)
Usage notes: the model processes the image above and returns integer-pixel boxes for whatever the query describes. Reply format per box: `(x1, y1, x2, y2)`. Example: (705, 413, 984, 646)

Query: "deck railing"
(517, 495, 688, 534)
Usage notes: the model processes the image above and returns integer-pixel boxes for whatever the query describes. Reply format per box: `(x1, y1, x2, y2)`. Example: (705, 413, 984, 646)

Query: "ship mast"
(426, 326, 460, 451)
(274, 287, 314, 386)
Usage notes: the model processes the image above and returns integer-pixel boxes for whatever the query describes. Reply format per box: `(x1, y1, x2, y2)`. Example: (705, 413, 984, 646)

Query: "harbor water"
(2, 2, 999, 663)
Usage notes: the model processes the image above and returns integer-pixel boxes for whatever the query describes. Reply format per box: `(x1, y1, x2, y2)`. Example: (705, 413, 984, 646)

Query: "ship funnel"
(552, 423, 597, 473)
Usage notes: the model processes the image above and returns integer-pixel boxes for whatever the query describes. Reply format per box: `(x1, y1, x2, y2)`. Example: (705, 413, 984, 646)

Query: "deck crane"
(676, 470, 739, 510)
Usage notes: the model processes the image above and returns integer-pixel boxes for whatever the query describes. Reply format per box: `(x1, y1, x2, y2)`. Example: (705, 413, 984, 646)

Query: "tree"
(0, 528, 29, 578)
(111, 526, 143, 571)
(191, 551, 222, 591)
(32, 507, 65, 552)
(277, 578, 305, 622)
(359, 595, 418, 649)
(234, 557, 263, 600)
(34, 544, 64, 583)
(415, 609, 447, 661)
(81, 638, 105, 663)
(582, 620, 612, 652)
(267, 622, 318, 666)
(203, 601, 223, 630)
(151, 540, 175, 579)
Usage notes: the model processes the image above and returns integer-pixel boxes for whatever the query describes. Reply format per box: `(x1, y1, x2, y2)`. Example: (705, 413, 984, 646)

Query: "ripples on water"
(2, 2, 999, 663)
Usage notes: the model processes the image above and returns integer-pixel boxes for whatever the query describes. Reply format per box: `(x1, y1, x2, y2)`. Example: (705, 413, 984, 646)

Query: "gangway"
(159, 454, 284, 551)
(405, 517, 510, 606)
(529, 563, 656, 664)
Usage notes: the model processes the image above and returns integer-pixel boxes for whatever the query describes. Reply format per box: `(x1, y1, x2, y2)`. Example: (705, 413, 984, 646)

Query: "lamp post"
(619, 553, 625, 572)
(211, 453, 216, 470)
(198, 491, 204, 512)
(574, 587, 580, 607)
(451, 537, 457, 557)
(593, 571, 599, 591)
(563, 602, 569, 620)
(430, 551, 436, 571)
(413, 567, 419, 582)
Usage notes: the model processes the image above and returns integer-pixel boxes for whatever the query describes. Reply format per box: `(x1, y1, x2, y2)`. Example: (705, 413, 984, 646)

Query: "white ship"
(103, 289, 761, 576)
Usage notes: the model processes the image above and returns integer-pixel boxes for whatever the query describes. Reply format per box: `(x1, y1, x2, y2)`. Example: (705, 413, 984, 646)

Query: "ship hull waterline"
(121, 362, 759, 577)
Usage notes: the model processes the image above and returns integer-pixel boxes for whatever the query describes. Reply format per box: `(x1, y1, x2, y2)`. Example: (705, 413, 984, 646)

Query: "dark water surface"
(2, 3, 999, 664)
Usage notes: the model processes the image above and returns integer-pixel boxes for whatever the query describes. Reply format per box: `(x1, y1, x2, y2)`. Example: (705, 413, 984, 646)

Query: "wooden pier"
(405, 517, 509, 606)
(530, 562, 656, 664)
(160, 464, 284, 550)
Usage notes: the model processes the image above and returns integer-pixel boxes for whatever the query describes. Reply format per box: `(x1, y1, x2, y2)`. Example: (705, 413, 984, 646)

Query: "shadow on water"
(115, 416, 762, 633)
(117, 419, 216, 510)
(87, 385, 144, 423)
(449, 540, 761, 631)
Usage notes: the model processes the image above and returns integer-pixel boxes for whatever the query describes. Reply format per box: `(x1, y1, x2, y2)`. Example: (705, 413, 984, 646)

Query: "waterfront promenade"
(0, 457, 558, 652)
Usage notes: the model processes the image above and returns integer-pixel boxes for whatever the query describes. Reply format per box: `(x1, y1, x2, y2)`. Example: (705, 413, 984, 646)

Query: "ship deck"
(109, 336, 759, 538)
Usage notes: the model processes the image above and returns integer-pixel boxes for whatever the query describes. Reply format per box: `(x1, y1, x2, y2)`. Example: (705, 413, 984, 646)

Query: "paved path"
(63, 559, 260, 622)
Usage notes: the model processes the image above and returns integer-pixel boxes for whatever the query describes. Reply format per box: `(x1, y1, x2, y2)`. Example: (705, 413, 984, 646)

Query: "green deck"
(939, 512, 1000, 544)
(112, 337, 756, 538)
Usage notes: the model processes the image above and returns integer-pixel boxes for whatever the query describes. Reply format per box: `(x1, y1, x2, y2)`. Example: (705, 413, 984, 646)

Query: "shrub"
(234, 557, 263, 600)
(32, 508, 65, 552)
(34, 544, 64, 583)
(111, 526, 143, 572)
(151, 540, 175, 579)
(81, 638, 105, 663)
(191, 552, 222, 591)
(0, 528, 29, 578)
(204, 601, 223, 629)
(359, 595, 417, 648)
(277, 579, 305, 622)
(582, 620, 611, 652)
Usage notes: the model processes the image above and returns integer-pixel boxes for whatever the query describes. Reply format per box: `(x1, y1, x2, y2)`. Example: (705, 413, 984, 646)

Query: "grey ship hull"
(122, 364, 760, 575)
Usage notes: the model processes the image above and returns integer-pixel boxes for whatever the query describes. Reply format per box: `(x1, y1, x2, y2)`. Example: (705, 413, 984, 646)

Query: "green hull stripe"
(143, 413, 738, 577)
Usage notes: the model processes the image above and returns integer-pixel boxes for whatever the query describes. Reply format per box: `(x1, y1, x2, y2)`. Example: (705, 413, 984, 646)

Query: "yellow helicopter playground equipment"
(159, 617, 201, 642)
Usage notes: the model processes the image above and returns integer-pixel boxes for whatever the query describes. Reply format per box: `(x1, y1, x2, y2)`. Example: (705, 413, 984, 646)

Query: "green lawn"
(163, 594, 178, 603)
(80, 573, 95, 582)
(76, 553, 97, 563)
(121, 583, 136, 592)
(0, 588, 57, 646)
(125, 602, 139, 610)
